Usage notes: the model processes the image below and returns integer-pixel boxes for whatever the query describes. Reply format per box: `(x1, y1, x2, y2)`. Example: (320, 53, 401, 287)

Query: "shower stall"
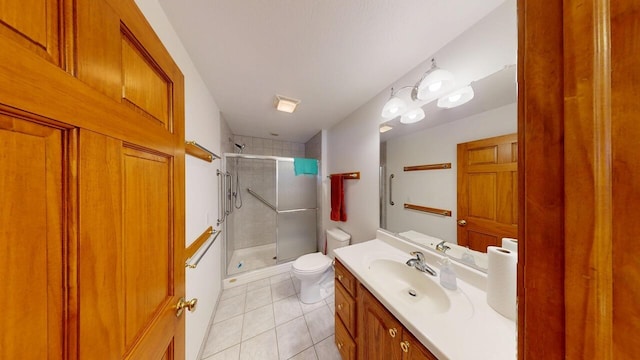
(220, 153, 318, 276)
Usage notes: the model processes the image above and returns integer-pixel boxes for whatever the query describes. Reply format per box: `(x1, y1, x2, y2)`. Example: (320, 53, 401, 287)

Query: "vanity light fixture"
(412, 59, 455, 101)
(274, 95, 300, 113)
(400, 108, 425, 124)
(381, 87, 408, 119)
(379, 125, 393, 133)
(437, 85, 475, 109)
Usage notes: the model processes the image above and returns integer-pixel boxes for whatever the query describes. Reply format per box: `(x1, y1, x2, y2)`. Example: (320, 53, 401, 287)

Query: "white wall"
(385, 103, 517, 242)
(134, 1, 223, 359)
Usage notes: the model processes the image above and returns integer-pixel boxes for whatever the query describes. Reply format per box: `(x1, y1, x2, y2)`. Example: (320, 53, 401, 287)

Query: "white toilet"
(292, 228, 351, 304)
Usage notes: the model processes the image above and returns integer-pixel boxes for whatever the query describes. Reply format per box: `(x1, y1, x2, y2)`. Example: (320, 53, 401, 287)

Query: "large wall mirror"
(379, 0, 517, 272)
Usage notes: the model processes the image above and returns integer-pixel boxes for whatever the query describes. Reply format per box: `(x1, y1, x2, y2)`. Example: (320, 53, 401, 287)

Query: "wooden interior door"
(457, 133, 518, 252)
(0, 111, 68, 359)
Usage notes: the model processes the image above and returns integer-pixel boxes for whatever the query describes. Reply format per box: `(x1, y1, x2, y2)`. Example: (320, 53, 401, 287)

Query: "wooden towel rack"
(404, 163, 451, 171)
(404, 203, 452, 217)
(185, 141, 221, 163)
(328, 171, 360, 179)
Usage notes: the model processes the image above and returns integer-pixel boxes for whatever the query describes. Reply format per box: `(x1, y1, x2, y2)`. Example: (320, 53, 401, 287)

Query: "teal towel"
(294, 158, 318, 176)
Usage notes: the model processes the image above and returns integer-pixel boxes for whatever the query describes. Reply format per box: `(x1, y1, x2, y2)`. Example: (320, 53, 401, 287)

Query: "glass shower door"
(276, 159, 317, 262)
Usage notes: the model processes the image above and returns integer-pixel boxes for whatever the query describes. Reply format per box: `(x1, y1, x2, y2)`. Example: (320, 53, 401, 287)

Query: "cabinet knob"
(337, 274, 344, 281)
(337, 303, 344, 311)
(388, 328, 397, 338)
(337, 341, 343, 350)
(401, 341, 410, 353)
(457, 219, 467, 226)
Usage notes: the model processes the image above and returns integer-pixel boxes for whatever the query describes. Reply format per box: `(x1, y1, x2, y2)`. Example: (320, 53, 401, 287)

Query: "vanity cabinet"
(335, 259, 358, 359)
(334, 259, 438, 360)
(359, 286, 437, 360)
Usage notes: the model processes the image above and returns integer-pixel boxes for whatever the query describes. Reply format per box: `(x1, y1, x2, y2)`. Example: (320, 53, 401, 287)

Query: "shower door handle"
(389, 174, 395, 206)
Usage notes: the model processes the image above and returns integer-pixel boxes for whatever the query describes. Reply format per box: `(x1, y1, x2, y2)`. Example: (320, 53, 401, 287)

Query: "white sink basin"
(368, 259, 451, 314)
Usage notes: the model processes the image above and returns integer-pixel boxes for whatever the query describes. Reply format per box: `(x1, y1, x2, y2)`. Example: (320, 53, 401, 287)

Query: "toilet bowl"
(292, 228, 351, 304)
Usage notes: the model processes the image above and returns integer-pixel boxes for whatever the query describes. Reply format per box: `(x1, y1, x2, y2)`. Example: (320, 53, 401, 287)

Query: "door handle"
(457, 219, 467, 227)
(389, 174, 395, 206)
(175, 297, 198, 318)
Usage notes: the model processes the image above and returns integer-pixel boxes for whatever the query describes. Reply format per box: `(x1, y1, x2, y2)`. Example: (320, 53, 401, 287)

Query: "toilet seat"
(292, 252, 331, 273)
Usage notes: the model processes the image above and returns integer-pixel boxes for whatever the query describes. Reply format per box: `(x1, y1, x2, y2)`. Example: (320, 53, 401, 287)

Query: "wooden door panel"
(79, 130, 125, 360)
(458, 134, 518, 251)
(80, 130, 181, 360)
(121, 32, 172, 129)
(123, 146, 173, 347)
(0, 0, 61, 65)
(467, 173, 496, 220)
(0, 114, 64, 359)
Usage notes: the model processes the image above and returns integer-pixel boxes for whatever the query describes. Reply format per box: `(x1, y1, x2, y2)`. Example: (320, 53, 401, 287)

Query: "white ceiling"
(159, 0, 507, 143)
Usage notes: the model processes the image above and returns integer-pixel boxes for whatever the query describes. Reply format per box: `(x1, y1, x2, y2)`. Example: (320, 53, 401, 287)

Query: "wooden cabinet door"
(79, 130, 184, 360)
(401, 330, 438, 360)
(358, 286, 403, 360)
(457, 133, 518, 252)
(0, 112, 67, 359)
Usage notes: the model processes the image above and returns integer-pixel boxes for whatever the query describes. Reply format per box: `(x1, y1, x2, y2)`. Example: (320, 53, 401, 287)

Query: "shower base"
(227, 243, 277, 275)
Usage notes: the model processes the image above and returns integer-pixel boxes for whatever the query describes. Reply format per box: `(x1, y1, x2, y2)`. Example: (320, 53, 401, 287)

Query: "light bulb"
(428, 81, 442, 92)
(448, 93, 462, 102)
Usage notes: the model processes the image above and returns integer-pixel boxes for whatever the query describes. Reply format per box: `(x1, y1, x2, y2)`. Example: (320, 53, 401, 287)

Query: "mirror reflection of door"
(457, 133, 518, 252)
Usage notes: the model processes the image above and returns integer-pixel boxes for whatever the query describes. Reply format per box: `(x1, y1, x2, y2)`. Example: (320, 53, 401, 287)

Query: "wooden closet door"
(0, 112, 67, 359)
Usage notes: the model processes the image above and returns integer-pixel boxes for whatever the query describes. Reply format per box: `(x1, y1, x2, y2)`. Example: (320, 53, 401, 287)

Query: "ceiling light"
(437, 86, 475, 108)
(413, 59, 455, 101)
(400, 108, 425, 124)
(274, 95, 300, 113)
(379, 125, 393, 133)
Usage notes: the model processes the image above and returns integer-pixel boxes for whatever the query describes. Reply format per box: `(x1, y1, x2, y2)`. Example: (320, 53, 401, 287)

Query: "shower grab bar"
(185, 229, 221, 269)
(247, 188, 276, 211)
(389, 173, 395, 206)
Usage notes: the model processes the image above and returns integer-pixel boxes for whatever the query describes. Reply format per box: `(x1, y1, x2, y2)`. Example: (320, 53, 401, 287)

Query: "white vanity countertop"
(334, 232, 516, 360)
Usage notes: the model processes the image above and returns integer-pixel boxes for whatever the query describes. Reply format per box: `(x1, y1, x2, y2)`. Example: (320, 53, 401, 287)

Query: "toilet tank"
(326, 228, 351, 259)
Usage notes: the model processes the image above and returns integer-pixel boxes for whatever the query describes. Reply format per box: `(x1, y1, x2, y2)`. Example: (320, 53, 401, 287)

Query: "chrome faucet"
(405, 251, 437, 276)
(435, 240, 451, 253)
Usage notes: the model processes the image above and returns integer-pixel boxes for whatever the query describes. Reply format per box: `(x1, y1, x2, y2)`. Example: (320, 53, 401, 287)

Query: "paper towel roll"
(502, 237, 518, 253)
(486, 246, 517, 321)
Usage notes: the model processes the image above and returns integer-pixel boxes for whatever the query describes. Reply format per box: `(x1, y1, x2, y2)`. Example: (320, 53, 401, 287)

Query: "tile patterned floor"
(201, 271, 340, 360)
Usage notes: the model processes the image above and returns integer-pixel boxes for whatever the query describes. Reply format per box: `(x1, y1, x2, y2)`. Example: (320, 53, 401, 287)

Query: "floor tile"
(270, 272, 291, 285)
(245, 286, 272, 312)
(276, 317, 314, 360)
(272, 279, 296, 302)
(214, 294, 247, 323)
(202, 314, 244, 358)
(221, 285, 248, 300)
(242, 304, 275, 341)
(273, 295, 303, 325)
(313, 335, 341, 360)
(239, 329, 279, 360)
(206, 344, 240, 360)
(288, 346, 317, 360)
(246, 278, 271, 292)
(298, 296, 326, 314)
(304, 305, 334, 344)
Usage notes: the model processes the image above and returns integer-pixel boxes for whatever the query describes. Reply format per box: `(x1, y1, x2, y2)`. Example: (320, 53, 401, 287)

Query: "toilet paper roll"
(486, 246, 517, 321)
(502, 237, 518, 253)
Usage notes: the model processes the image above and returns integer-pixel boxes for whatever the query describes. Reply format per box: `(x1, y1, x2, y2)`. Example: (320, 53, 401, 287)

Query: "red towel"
(330, 175, 347, 222)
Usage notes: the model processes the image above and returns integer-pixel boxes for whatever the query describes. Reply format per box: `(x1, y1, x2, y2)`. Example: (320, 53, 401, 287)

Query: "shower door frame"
(223, 153, 318, 276)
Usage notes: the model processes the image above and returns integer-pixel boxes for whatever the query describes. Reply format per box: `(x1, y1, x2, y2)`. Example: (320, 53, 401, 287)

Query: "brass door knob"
(388, 328, 397, 338)
(457, 219, 467, 226)
(401, 340, 410, 353)
(175, 297, 198, 318)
